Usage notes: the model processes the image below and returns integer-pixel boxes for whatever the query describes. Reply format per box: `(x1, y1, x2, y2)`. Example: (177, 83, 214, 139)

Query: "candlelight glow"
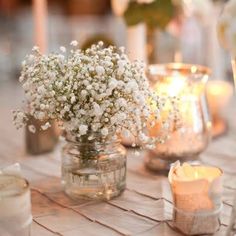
(171, 162, 222, 182)
(146, 64, 211, 172)
(207, 80, 233, 116)
(168, 161, 223, 235)
(207, 80, 233, 96)
(153, 75, 186, 97)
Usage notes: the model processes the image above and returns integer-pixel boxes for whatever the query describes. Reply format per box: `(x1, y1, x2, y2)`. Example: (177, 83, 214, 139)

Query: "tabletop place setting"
(1, 0, 236, 235)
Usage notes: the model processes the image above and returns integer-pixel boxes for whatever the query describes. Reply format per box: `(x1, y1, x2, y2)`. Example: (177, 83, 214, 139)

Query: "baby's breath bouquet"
(14, 41, 165, 147)
(14, 41, 171, 199)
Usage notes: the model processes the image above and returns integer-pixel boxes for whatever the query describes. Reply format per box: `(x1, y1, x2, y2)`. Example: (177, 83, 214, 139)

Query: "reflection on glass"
(146, 63, 211, 171)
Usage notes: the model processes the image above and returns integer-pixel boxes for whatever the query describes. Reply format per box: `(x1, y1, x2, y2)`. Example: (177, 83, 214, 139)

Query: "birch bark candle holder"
(168, 161, 223, 235)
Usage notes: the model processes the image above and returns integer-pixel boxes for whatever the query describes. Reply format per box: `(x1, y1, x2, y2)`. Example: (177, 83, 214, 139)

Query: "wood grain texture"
(0, 82, 235, 235)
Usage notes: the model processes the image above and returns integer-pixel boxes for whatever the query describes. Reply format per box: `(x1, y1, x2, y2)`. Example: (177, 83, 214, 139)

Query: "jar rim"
(147, 63, 211, 78)
(0, 175, 30, 198)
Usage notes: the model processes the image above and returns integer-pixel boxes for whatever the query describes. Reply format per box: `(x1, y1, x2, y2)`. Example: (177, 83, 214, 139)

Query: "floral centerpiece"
(13, 41, 170, 200)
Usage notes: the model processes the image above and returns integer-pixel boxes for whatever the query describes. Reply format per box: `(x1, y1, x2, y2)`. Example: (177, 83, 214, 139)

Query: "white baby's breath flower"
(81, 90, 88, 98)
(95, 66, 105, 76)
(70, 40, 78, 47)
(40, 104, 46, 110)
(32, 46, 39, 52)
(14, 111, 27, 128)
(93, 102, 103, 116)
(119, 47, 125, 53)
(71, 96, 76, 104)
(37, 85, 46, 94)
(80, 109, 86, 115)
(101, 127, 109, 136)
(60, 46, 66, 53)
(41, 122, 51, 130)
(58, 54, 65, 61)
(79, 124, 88, 136)
(138, 133, 149, 143)
(37, 111, 45, 120)
(28, 125, 36, 133)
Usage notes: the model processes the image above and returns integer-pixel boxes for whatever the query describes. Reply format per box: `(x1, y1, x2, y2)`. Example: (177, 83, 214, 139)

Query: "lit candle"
(127, 23, 147, 63)
(206, 80, 233, 137)
(207, 80, 233, 118)
(32, 0, 47, 53)
(147, 64, 211, 165)
(168, 161, 223, 235)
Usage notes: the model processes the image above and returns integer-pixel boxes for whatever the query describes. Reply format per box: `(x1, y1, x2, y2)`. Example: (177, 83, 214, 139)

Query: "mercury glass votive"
(145, 63, 212, 171)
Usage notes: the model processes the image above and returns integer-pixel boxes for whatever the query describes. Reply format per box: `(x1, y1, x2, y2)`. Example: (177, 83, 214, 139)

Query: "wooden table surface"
(0, 82, 236, 236)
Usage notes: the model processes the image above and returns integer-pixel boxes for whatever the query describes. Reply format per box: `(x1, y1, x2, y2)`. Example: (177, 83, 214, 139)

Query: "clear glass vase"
(61, 132, 126, 200)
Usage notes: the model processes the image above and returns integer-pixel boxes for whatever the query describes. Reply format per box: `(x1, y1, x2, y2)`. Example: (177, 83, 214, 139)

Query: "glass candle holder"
(0, 174, 32, 236)
(168, 162, 223, 235)
(146, 63, 212, 171)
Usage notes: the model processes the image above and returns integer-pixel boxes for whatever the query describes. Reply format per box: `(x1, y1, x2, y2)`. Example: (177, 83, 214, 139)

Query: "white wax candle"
(33, 0, 47, 53)
(207, 80, 233, 117)
(127, 23, 147, 62)
(0, 175, 32, 233)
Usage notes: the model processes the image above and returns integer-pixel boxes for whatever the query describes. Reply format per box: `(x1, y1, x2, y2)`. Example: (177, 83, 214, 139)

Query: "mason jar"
(61, 132, 126, 200)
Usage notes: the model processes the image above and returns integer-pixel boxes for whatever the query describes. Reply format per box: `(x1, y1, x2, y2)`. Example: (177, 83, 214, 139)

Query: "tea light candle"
(168, 161, 223, 235)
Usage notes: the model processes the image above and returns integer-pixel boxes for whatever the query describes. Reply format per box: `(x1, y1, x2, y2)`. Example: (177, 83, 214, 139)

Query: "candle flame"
(172, 162, 222, 182)
(154, 76, 186, 97)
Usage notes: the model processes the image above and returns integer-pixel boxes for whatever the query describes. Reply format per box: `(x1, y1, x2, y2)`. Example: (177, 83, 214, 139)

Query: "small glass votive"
(0, 175, 32, 236)
(145, 63, 212, 171)
(168, 162, 223, 235)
